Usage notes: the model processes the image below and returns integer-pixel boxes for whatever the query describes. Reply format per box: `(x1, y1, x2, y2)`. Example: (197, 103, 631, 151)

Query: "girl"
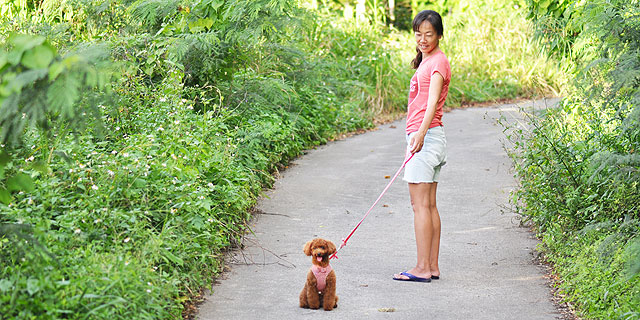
(393, 10, 451, 283)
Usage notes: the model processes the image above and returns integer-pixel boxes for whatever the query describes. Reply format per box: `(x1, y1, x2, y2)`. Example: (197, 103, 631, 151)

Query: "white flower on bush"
(107, 170, 115, 176)
(124, 237, 130, 243)
(157, 127, 164, 132)
(91, 185, 99, 191)
(74, 228, 81, 234)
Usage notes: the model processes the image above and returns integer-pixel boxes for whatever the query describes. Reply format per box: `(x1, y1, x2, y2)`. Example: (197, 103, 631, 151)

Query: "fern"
(127, 0, 181, 30)
(0, 35, 112, 146)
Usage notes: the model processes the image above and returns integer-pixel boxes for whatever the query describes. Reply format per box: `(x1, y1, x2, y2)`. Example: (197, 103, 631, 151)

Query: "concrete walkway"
(197, 99, 562, 320)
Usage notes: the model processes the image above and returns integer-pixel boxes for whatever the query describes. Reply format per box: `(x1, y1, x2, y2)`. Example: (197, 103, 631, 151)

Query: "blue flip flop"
(393, 272, 431, 282)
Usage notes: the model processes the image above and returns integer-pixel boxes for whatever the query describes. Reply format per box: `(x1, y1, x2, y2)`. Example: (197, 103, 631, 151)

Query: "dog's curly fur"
(299, 238, 339, 311)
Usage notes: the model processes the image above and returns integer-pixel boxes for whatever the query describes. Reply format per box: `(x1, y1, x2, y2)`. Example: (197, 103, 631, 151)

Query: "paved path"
(197, 99, 562, 320)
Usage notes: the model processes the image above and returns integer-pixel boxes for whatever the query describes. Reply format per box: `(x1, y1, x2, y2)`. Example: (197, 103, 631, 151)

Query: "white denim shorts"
(403, 126, 447, 183)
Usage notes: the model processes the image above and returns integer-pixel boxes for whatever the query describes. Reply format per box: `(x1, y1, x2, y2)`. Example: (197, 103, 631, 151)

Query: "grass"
(441, 0, 570, 107)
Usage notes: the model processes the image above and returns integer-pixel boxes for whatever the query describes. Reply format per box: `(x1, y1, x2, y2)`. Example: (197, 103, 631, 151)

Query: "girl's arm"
(409, 72, 444, 154)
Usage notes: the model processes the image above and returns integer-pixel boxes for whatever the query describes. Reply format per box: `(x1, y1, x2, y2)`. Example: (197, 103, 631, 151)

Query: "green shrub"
(506, 0, 640, 318)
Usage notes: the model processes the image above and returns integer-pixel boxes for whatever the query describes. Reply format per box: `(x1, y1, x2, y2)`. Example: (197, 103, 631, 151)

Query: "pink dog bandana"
(311, 265, 332, 292)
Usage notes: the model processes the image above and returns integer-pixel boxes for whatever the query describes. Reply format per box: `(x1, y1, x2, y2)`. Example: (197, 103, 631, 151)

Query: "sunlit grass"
(440, 1, 570, 106)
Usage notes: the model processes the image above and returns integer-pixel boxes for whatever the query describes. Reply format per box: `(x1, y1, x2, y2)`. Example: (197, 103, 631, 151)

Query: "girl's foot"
(430, 266, 440, 279)
(393, 267, 431, 280)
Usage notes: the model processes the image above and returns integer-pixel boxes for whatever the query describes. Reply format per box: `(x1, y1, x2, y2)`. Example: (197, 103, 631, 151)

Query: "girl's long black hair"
(411, 10, 444, 69)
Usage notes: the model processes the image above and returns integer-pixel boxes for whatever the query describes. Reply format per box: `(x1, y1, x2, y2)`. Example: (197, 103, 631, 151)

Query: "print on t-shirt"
(410, 78, 418, 96)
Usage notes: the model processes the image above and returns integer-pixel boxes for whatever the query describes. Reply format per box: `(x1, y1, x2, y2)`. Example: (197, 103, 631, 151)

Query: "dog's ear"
(327, 240, 337, 254)
(303, 240, 313, 256)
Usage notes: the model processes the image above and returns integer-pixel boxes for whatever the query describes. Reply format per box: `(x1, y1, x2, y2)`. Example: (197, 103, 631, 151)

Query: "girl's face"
(414, 20, 441, 56)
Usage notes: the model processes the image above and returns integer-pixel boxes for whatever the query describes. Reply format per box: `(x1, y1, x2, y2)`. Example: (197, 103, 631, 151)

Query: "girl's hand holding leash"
(409, 130, 426, 154)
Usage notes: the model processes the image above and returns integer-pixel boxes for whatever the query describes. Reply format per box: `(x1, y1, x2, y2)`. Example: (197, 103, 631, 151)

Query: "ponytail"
(411, 47, 422, 69)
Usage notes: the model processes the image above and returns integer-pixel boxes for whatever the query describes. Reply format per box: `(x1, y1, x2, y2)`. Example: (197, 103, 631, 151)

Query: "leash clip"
(329, 238, 347, 260)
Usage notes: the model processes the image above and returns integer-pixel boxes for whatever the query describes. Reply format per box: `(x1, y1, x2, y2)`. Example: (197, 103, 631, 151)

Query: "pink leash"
(330, 152, 415, 260)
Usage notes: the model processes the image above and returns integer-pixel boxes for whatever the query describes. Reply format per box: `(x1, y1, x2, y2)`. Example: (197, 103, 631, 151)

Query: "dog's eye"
(319, 246, 325, 250)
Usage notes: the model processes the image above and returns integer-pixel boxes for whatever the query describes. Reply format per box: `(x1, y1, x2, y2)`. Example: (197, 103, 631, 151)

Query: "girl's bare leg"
(428, 182, 441, 277)
(394, 182, 434, 279)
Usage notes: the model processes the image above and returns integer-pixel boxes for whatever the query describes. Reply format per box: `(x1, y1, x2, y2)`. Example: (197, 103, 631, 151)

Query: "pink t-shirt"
(406, 50, 451, 134)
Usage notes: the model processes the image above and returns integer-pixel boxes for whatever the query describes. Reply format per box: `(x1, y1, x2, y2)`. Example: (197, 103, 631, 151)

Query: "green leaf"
(9, 34, 45, 52)
(0, 188, 11, 204)
(0, 151, 10, 166)
(0, 52, 7, 70)
(189, 18, 215, 32)
(133, 178, 147, 188)
(6, 69, 48, 94)
(47, 73, 79, 118)
(0, 279, 12, 292)
(7, 34, 45, 66)
(205, 0, 224, 10)
(161, 248, 184, 266)
(48, 61, 64, 80)
(26, 278, 41, 295)
(7, 173, 35, 192)
(539, 0, 551, 9)
(21, 44, 56, 69)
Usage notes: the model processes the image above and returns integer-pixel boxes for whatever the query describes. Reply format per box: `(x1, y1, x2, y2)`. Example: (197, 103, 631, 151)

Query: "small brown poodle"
(299, 238, 338, 311)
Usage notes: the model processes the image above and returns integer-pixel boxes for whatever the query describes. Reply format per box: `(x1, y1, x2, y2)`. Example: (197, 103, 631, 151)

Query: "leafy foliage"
(505, 0, 640, 318)
(0, 34, 112, 206)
